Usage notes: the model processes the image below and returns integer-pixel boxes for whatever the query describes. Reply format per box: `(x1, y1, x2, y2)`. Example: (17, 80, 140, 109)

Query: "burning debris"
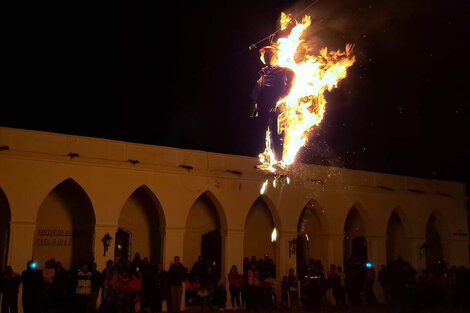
(252, 12, 355, 193)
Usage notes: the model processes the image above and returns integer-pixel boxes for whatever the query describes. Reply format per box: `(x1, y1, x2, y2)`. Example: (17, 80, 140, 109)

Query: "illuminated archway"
(297, 201, 326, 267)
(34, 178, 96, 269)
(424, 212, 449, 267)
(117, 186, 165, 264)
(244, 197, 276, 261)
(343, 206, 367, 267)
(386, 210, 410, 263)
(183, 192, 222, 280)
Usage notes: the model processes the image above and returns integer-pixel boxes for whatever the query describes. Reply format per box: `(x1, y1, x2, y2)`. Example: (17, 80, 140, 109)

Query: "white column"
(409, 237, 426, 271)
(278, 230, 297, 277)
(367, 235, 387, 267)
(163, 226, 185, 269)
(8, 221, 36, 273)
(222, 229, 244, 281)
(222, 228, 244, 309)
(274, 230, 297, 302)
(326, 233, 344, 267)
(447, 237, 469, 267)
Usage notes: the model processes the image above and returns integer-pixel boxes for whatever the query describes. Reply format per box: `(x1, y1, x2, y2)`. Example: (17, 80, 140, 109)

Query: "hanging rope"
(248, 0, 321, 50)
(195, 0, 322, 77)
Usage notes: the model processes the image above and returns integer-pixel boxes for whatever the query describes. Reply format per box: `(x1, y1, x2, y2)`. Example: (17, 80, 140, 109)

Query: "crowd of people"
(1, 253, 470, 313)
(293, 256, 470, 312)
(0, 254, 192, 313)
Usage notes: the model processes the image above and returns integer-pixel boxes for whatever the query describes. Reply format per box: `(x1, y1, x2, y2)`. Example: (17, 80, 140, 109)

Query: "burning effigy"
(251, 45, 295, 165)
(252, 12, 355, 177)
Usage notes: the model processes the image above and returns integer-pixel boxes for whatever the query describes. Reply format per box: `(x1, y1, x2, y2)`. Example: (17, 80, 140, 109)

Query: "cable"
(248, 0, 321, 50)
(195, 0, 322, 77)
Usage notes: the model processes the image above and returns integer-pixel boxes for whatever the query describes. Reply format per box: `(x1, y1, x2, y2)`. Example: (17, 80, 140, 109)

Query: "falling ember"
(260, 179, 269, 195)
(258, 13, 355, 169)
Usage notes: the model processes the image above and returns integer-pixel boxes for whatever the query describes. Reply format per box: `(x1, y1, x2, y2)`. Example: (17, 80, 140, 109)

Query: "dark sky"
(2, 0, 470, 183)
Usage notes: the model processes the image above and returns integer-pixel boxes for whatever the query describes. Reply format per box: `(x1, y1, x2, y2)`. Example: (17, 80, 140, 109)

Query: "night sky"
(2, 0, 469, 183)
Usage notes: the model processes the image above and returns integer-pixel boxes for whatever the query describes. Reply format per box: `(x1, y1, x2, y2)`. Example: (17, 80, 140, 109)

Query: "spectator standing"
(21, 260, 43, 313)
(151, 262, 169, 313)
(75, 263, 92, 313)
(228, 265, 242, 309)
(1, 266, 21, 313)
(168, 256, 187, 313)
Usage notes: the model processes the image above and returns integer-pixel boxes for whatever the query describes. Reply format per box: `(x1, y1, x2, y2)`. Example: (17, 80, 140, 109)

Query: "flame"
(260, 179, 269, 195)
(280, 12, 292, 30)
(258, 13, 355, 169)
(257, 128, 280, 173)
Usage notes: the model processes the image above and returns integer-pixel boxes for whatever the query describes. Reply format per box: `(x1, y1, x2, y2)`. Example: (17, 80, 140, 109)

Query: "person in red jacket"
(228, 265, 243, 309)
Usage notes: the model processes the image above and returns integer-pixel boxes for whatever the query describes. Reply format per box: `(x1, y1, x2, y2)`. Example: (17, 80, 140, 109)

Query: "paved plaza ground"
(186, 304, 469, 313)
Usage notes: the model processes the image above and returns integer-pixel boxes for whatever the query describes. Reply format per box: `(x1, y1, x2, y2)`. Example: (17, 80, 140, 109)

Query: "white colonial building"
(0, 127, 468, 279)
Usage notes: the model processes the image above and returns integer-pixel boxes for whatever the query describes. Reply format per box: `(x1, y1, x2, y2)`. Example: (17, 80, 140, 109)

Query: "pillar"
(326, 233, 344, 267)
(8, 220, 36, 272)
(279, 230, 297, 277)
(409, 237, 426, 271)
(367, 235, 387, 267)
(447, 237, 470, 267)
(222, 228, 244, 309)
(164, 226, 185, 269)
(222, 229, 244, 281)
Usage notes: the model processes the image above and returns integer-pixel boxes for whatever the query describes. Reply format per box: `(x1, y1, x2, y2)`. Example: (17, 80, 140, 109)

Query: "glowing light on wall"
(271, 228, 278, 242)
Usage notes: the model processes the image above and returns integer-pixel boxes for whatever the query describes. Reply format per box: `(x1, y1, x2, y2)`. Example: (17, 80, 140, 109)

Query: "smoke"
(279, 0, 427, 51)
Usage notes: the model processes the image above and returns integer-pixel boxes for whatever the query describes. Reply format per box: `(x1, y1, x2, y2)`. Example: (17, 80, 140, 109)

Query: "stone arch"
(197, 190, 228, 232)
(183, 190, 223, 280)
(345, 202, 371, 235)
(244, 197, 277, 263)
(343, 204, 368, 266)
(296, 200, 329, 266)
(116, 185, 166, 264)
(33, 178, 96, 269)
(425, 210, 450, 267)
(258, 195, 283, 233)
(389, 206, 412, 237)
(0, 187, 11, 270)
(386, 208, 411, 263)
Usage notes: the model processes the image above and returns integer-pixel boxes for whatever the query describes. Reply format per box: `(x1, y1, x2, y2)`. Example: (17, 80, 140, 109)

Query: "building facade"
(0, 127, 468, 279)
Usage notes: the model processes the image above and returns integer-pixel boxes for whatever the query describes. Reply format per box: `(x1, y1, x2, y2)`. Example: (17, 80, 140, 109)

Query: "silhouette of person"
(251, 45, 294, 162)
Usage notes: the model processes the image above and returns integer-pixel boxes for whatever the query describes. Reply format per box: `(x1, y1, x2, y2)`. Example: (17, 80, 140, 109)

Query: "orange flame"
(280, 12, 292, 30)
(258, 13, 355, 170)
(258, 128, 278, 173)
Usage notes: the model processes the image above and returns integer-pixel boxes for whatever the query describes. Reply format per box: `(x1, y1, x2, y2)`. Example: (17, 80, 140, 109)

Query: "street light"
(102, 233, 113, 256)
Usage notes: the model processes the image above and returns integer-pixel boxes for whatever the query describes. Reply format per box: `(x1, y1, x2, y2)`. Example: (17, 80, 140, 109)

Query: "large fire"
(257, 13, 355, 173)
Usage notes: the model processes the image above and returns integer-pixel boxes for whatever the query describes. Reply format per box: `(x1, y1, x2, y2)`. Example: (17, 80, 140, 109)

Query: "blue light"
(365, 261, 373, 268)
